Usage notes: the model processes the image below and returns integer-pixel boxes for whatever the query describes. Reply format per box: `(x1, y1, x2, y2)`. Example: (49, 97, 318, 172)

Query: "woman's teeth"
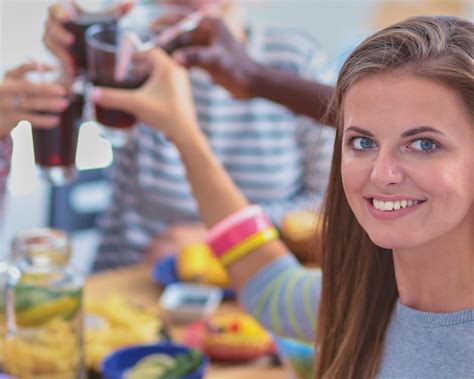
(372, 199, 420, 211)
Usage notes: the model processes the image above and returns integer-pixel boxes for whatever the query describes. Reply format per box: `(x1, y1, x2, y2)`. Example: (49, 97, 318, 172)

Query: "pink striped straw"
(114, 31, 152, 82)
(154, 1, 224, 47)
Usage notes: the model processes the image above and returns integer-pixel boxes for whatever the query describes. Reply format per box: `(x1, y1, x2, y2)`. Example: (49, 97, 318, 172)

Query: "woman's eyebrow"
(345, 126, 374, 136)
(401, 126, 446, 138)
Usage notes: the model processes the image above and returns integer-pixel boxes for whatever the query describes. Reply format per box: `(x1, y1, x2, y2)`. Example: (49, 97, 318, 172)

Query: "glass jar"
(2, 228, 84, 378)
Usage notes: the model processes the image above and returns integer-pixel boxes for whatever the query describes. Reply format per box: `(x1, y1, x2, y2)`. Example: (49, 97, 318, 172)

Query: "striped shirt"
(0, 136, 12, 217)
(95, 26, 335, 270)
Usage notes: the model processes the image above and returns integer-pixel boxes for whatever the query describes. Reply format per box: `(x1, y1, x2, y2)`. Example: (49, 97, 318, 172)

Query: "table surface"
(85, 264, 288, 379)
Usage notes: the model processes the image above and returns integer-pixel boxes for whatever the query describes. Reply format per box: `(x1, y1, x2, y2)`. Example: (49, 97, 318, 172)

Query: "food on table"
(5, 283, 82, 327)
(281, 210, 322, 241)
(125, 350, 204, 379)
(274, 337, 315, 379)
(202, 313, 273, 361)
(289, 354, 314, 379)
(3, 317, 81, 378)
(280, 210, 323, 264)
(85, 294, 163, 371)
(1, 283, 82, 378)
(177, 242, 230, 287)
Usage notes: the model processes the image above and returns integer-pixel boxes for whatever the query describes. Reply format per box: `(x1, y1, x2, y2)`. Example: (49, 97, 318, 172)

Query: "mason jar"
(2, 228, 84, 378)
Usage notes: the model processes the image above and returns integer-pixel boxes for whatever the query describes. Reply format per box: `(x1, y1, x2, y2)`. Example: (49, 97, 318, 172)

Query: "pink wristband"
(208, 212, 272, 257)
(205, 205, 262, 243)
(205, 205, 273, 258)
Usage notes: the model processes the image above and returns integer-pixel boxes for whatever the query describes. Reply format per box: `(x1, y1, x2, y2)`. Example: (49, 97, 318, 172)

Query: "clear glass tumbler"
(86, 23, 150, 147)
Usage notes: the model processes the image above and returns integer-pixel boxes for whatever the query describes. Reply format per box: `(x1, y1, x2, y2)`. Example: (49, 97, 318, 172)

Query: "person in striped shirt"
(94, 2, 334, 270)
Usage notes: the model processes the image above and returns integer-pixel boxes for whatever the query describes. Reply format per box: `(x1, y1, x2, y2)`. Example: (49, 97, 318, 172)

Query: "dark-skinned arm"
(165, 17, 336, 126)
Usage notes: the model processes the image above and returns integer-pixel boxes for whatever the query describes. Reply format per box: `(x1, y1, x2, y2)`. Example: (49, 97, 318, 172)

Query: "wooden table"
(85, 264, 288, 379)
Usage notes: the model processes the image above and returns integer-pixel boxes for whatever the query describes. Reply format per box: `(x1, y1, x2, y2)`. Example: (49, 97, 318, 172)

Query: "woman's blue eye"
(409, 138, 438, 152)
(351, 137, 376, 150)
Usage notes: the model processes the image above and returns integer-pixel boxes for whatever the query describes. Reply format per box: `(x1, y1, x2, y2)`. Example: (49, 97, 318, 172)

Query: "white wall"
(246, 1, 374, 70)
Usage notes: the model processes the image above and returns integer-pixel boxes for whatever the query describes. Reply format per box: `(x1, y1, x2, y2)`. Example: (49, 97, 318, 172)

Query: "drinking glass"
(86, 23, 150, 147)
(64, 0, 133, 78)
(30, 70, 84, 186)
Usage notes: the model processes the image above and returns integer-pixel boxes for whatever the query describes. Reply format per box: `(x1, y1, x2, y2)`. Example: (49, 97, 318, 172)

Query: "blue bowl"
(273, 336, 315, 379)
(102, 343, 209, 379)
(152, 256, 235, 299)
(152, 255, 180, 287)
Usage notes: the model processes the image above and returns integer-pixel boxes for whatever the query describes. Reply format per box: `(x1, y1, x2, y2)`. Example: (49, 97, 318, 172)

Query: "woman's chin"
(367, 233, 417, 251)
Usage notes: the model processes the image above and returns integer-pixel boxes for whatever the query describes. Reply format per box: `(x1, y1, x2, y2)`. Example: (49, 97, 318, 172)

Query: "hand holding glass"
(63, 0, 133, 77)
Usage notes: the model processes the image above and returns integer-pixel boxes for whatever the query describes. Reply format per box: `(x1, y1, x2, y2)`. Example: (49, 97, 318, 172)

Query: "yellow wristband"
(219, 227, 279, 267)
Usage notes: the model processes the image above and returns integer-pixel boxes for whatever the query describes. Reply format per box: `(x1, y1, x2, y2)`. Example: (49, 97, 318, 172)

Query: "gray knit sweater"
(240, 255, 474, 378)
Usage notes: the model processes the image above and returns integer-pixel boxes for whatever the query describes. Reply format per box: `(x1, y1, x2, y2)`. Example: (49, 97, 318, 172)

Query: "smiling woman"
(318, 16, 473, 378)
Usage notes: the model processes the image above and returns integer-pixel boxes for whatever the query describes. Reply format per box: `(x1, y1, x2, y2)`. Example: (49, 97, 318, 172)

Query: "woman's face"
(341, 73, 473, 250)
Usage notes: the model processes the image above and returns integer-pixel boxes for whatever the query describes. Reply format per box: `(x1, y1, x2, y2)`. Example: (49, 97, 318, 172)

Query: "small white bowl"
(160, 283, 223, 323)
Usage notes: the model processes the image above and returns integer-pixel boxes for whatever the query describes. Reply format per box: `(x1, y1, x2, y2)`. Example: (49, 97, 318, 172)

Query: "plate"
(152, 256, 235, 299)
(183, 321, 276, 362)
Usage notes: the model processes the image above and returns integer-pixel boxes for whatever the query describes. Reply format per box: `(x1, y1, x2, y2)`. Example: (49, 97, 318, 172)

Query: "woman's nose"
(370, 149, 404, 188)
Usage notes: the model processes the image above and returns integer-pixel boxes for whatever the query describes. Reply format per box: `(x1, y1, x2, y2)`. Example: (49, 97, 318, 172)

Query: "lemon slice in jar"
(15, 295, 81, 327)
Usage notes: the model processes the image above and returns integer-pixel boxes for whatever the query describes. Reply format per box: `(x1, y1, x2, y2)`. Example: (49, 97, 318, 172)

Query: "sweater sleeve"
(239, 254, 321, 342)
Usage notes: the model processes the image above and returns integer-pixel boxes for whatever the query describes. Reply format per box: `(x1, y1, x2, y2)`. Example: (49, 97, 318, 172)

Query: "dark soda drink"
(87, 23, 150, 129)
(91, 77, 146, 128)
(65, 14, 117, 76)
(86, 23, 151, 145)
(32, 93, 84, 168)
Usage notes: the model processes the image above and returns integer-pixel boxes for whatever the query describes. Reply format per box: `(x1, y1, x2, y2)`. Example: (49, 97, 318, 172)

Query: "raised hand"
(91, 47, 198, 145)
(43, 4, 75, 76)
(166, 17, 258, 99)
(0, 63, 68, 138)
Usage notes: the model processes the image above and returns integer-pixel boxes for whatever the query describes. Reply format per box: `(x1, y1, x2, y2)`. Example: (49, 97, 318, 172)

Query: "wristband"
(209, 212, 272, 257)
(205, 205, 263, 244)
(219, 227, 278, 267)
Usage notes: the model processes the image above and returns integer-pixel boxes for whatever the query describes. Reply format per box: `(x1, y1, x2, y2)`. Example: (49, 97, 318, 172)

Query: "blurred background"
(1, 0, 473, 272)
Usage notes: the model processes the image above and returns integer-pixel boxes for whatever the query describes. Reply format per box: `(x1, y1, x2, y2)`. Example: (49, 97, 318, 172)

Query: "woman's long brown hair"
(315, 16, 474, 378)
